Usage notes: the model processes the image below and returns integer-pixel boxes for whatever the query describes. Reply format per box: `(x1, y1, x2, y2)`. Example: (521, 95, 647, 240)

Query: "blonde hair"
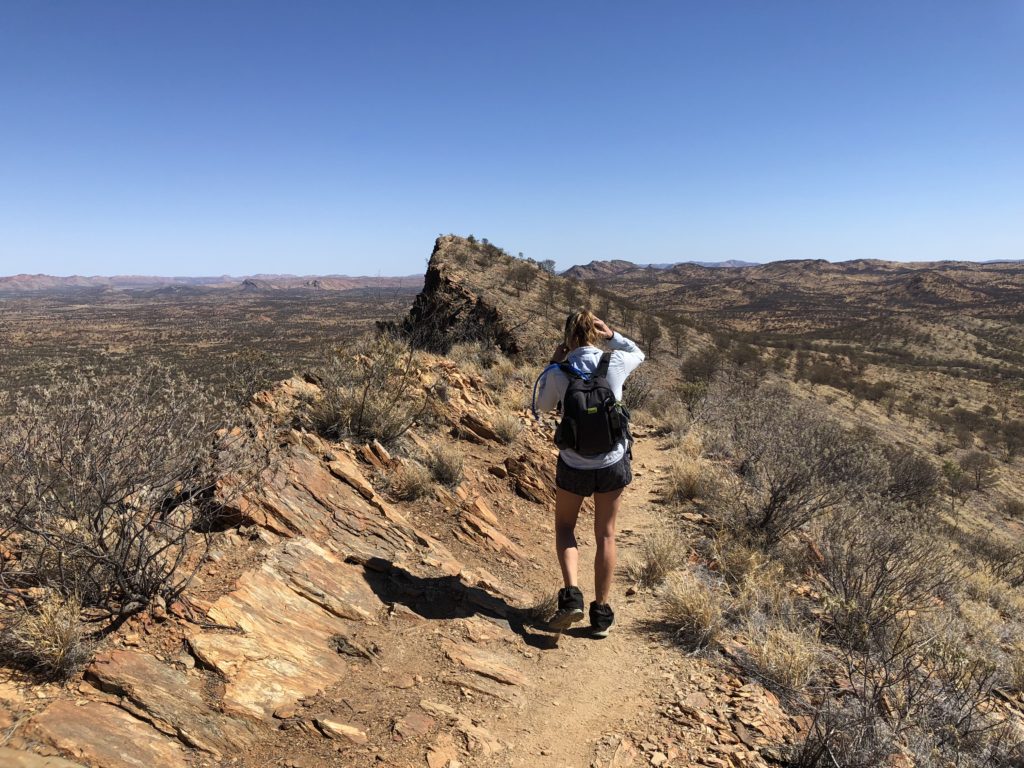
(564, 309, 601, 350)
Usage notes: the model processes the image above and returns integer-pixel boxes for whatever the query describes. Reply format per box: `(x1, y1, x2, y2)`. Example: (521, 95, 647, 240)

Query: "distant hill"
(0, 273, 421, 294)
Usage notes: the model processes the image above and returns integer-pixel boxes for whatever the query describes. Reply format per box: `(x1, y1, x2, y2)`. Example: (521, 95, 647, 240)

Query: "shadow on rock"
(357, 557, 563, 650)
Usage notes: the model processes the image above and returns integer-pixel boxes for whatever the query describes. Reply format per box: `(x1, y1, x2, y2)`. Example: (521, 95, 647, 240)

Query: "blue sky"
(1, 2, 1021, 275)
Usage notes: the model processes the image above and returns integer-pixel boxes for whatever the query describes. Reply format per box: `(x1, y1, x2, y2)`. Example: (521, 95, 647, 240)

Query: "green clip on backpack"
(554, 352, 631, 456)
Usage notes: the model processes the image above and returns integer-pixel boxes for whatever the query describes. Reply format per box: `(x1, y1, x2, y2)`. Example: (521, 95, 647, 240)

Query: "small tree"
(638, 315, 662, 357)
(538, 259, 556, 274)
(941, 461, 970, 517)
(508, 262, 536, 297)
(959, 451, 997, 491)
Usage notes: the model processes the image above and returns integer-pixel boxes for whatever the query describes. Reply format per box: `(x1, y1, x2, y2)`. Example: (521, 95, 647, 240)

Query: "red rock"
(392, 710, 435, 739)
(442, 641, 528, 686)
(0, 748, 85, 767)
(85, 650, 254, 757)
(22, 701, 189, 768)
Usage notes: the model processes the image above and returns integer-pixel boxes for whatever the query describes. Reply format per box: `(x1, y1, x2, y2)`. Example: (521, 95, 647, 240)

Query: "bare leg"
(593, 487, 624, 604)
(555, 487, 585, 588)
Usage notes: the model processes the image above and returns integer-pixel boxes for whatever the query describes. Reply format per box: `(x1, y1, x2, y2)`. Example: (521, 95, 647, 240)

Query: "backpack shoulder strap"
(596, 352, 612, 379)
(558, 362, 582, 379)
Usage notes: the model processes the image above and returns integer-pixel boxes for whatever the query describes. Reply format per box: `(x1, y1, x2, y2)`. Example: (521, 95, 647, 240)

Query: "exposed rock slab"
(0, 748, 85, 767)
(21, 701, 189, 768)
(85, 649, 255, 758)
(442, 640, 528, 687)
(189, 538, 384, 719)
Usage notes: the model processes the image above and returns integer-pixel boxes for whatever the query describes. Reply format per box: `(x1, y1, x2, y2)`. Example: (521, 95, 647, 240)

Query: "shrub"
(426, 444, 464, 487)
(491, 412, 523, 445)
(625, 528, 687, 589)
(306, 333, 441, 446)
(662, 568, 726, 651)
(386, 461, 433, 501)
(0, 363, 260, 626)
(712, 386, 884, 546)
(881, 445, 939, 508)
(818, 501, 956, 653)
(680, 347, 720, 383)
(1003, 498, 1024, 518)
(0, 592, 94, 681)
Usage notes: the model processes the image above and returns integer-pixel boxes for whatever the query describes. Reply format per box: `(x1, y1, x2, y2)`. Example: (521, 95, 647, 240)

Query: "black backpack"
(554, 352, 630, 456)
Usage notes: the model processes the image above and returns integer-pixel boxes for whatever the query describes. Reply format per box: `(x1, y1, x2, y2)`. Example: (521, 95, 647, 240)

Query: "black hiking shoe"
(548, 586, 585, 630)
(589, 601, 615, 638)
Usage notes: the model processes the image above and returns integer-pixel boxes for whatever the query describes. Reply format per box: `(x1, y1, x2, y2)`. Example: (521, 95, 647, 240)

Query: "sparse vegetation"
(386, 460, 434, 501)
(625, 528, 688, 589)
(662, 568, 727, 651)
(306, 333, 442, 446)
(425, 444, 464, 487)
(0, 362, 263, 678)
(0, 592, 94, 680)
(491, 412, 523, 444)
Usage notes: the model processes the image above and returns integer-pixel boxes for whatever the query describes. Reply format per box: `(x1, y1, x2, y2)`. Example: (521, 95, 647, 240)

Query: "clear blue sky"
(1, 2, 1021, 275)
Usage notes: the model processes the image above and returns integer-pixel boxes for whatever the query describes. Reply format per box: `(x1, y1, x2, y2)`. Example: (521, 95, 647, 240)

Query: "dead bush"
(662, 568, 727, 651)
(426, 444, 464, 488)
(386, 461, 433, 501)
(0, 591, 94, 680)
(625, 528, 687, 589)
(0, 363, 260, 627)
(818, 500, 956, 654)
(523, 592, 559, 626)
(306, 333, 441, 446)
(707, 383, 885, 546)
(785, 701, 898, 768)
(1010, 650, 1024, 692)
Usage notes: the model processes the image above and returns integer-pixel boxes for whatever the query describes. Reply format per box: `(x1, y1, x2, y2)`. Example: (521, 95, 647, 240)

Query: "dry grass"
(523, 592, 559, 626)
(1010, 649, 1024, 692)
(963, 567, 1024, 617)
(663, 455, 717, 503)
(491, 412, 523, 444)
(625, 528, 688, 589)
(733, 562, 794, 623)
(386, 461, 434, 501)
(707, 530, 771, 586)
(662, 568, 727, 651)
(0, 592, 94, 680)
(426, 443, 464, 487)
(742, 623, 820, 690)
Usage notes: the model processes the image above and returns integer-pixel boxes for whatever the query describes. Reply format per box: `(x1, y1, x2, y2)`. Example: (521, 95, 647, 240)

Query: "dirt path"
(483, 435, 681, 767)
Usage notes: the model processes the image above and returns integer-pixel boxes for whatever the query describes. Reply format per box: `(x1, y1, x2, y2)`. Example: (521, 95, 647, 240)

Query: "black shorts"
(555, 454, 632, 497)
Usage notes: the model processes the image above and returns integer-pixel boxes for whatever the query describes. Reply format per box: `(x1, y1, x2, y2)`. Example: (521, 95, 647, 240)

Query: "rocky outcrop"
(401, 236, 525, 354)
(5, 362, 555, 766)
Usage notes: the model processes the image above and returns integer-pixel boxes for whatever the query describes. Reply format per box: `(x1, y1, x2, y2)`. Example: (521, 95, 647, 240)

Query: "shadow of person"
(357, 556, 563, 650)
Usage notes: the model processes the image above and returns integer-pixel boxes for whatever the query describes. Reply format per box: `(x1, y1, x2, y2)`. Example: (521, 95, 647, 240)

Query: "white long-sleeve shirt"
(534, 331, 645, 469)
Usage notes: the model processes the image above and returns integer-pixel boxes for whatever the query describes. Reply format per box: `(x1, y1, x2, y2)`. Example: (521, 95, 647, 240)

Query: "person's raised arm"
(594, 318, 645, 378)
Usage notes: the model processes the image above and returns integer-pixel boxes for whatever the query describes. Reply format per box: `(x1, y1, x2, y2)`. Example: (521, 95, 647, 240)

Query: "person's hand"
(594, 318, 614, 340)
(550, 342, 570, 363)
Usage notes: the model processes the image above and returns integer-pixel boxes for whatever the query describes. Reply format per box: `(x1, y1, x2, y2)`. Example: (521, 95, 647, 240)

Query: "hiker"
(531, 309, 645, 637)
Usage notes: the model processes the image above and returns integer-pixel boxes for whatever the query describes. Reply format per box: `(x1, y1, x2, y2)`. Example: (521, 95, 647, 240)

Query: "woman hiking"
(532, 309, 645, 637)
